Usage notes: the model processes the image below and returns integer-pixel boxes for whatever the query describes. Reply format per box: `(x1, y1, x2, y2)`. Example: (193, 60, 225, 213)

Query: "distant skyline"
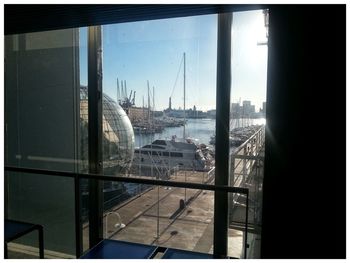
(80, 9, 268, 112)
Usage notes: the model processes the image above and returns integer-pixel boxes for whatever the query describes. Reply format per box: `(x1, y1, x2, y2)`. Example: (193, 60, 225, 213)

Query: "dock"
(83, 171, 244, 258)
(82, 125, 265, 259)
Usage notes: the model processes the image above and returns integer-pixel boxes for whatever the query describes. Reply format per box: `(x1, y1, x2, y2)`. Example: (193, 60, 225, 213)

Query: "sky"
(80, 9, 268, 112)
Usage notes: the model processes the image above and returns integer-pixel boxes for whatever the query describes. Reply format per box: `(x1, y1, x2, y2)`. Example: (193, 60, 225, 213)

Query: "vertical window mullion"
(88, 25, 104, 248)
(213, 12, 232, 258)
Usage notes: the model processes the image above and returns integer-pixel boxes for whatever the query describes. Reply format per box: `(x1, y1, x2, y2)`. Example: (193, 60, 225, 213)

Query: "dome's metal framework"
(80, 86, 135, 175)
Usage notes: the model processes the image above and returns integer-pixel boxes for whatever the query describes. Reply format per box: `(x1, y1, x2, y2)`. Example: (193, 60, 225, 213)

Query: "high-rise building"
(262, 102, 266, 114)
(242, 100, 251, 117)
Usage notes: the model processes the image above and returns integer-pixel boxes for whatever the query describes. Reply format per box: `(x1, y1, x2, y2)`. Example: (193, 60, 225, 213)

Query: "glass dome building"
(80, 86, 135, 175)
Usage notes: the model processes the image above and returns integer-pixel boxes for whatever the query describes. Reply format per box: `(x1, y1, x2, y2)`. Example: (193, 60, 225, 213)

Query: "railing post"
(259, 128, 262, 149)
(243, 146, 247, 183)
(259, 128, 262, 148)
(231, 155, 236, 185)
(250, 141, 253, 174)
(244, 191, 249, 259)
(184, 170, 187, 202)
(229, 154, 236, 222)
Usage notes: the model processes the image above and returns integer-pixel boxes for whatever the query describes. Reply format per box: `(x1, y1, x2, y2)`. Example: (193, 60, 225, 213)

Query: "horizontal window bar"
(4, 166, 248, 195)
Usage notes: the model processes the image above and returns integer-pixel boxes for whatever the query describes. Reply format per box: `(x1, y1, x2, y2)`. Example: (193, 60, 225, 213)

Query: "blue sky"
(80, 10, 268, 112)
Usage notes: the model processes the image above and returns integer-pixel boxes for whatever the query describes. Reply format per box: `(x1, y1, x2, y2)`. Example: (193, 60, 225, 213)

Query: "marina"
(100, 117, 265, 206)
(81, 124, 266, 259)
(134, 117, 265, 148)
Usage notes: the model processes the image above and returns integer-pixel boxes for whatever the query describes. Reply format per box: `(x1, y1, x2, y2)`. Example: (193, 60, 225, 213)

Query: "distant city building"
(230, 100, 267, 118)
(168, 97, 172, 110)
(250, 105, 255, 115)
(162, 100, 264, 119)
(242, 100, 251, 117)
(187, 105, 206, 118)
(257, 102, 266, 118)
(164, 108, 186, 118)
(128, 107, 149, 123)
(242, 100, 251, 107)
(207, 109, 216, 119)
(262, 102, 266, 114)
(231, 103, 241, 118)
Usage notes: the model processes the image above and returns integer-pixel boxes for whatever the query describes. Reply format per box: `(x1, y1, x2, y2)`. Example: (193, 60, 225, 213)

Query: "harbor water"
(135, 118, 266, 147)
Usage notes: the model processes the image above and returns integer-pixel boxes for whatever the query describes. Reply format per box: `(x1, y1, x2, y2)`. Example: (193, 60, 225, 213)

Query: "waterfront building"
(231, 102, 241, 118)
(262, 102, 266, 115)
(207, 109, 216, 119)
(128, 106, 149, 123)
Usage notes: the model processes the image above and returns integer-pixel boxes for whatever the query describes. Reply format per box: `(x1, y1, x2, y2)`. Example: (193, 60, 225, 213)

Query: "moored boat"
(132, 137, 213, 173)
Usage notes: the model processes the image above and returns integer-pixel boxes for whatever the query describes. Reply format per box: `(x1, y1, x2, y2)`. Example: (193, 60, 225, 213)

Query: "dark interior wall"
(261, 5, 345, 259)
(4, 29, 80, 254)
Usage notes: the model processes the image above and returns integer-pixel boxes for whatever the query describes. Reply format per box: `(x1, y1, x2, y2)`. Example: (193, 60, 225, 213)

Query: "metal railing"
(231, 125, 265, 187)
(228, 125, 265, 257)
(5, 165, 249, 259)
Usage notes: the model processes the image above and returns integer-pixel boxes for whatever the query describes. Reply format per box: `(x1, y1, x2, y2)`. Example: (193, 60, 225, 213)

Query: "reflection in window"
(4, 28, 84, 257)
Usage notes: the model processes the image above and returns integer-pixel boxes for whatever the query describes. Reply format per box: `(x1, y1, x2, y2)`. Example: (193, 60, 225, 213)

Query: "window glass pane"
(97, 15, 218, 256)
(4, 27, 88, 258)
(5, 28, 88, 173)
(102, 182, 214, 255)
(101, 15, 217, 183)
(5, 171, 76, 258)
(228, 9, 268, 258)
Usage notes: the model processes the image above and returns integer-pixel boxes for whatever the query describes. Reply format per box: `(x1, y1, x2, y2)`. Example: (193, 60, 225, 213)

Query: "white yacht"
(132, 137, 212, 172)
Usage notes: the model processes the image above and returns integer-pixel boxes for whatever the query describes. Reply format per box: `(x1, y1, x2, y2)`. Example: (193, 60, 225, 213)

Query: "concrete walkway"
(83, 171, 244, 258)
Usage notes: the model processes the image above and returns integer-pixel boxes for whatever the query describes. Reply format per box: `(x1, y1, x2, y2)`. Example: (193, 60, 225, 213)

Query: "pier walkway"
(229, 126, 265, 258)
(82, 125, 265, 259)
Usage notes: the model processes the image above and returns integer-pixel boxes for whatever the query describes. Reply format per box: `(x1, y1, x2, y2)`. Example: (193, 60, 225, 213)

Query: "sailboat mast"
(183, 52, 186, 139)
(142, 95, 145, 123)
(147, 80, 150, 127)
(117, 78, 120, 104)
(153, 86, 155, 128)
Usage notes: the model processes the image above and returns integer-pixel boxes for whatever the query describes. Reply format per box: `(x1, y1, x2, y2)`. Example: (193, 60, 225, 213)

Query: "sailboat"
(132, 53, 213, 173)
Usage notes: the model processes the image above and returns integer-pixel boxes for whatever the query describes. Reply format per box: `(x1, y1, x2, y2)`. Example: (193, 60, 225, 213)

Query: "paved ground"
(9, 134, 263, 258)
(82, 171, 244, 258)
(8, 145, 262, 259)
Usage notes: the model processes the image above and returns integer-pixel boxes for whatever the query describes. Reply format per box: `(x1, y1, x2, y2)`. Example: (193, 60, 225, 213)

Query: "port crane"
(116, 77, 135, 114)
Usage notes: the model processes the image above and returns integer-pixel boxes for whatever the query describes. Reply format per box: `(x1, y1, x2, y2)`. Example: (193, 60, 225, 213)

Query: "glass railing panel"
(101, 181, 214, 255)
(227, 192, 247, 259)
(4, 27, 88, 258)
(5, 171, 76, 258)
(80, 178, 90, 253)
